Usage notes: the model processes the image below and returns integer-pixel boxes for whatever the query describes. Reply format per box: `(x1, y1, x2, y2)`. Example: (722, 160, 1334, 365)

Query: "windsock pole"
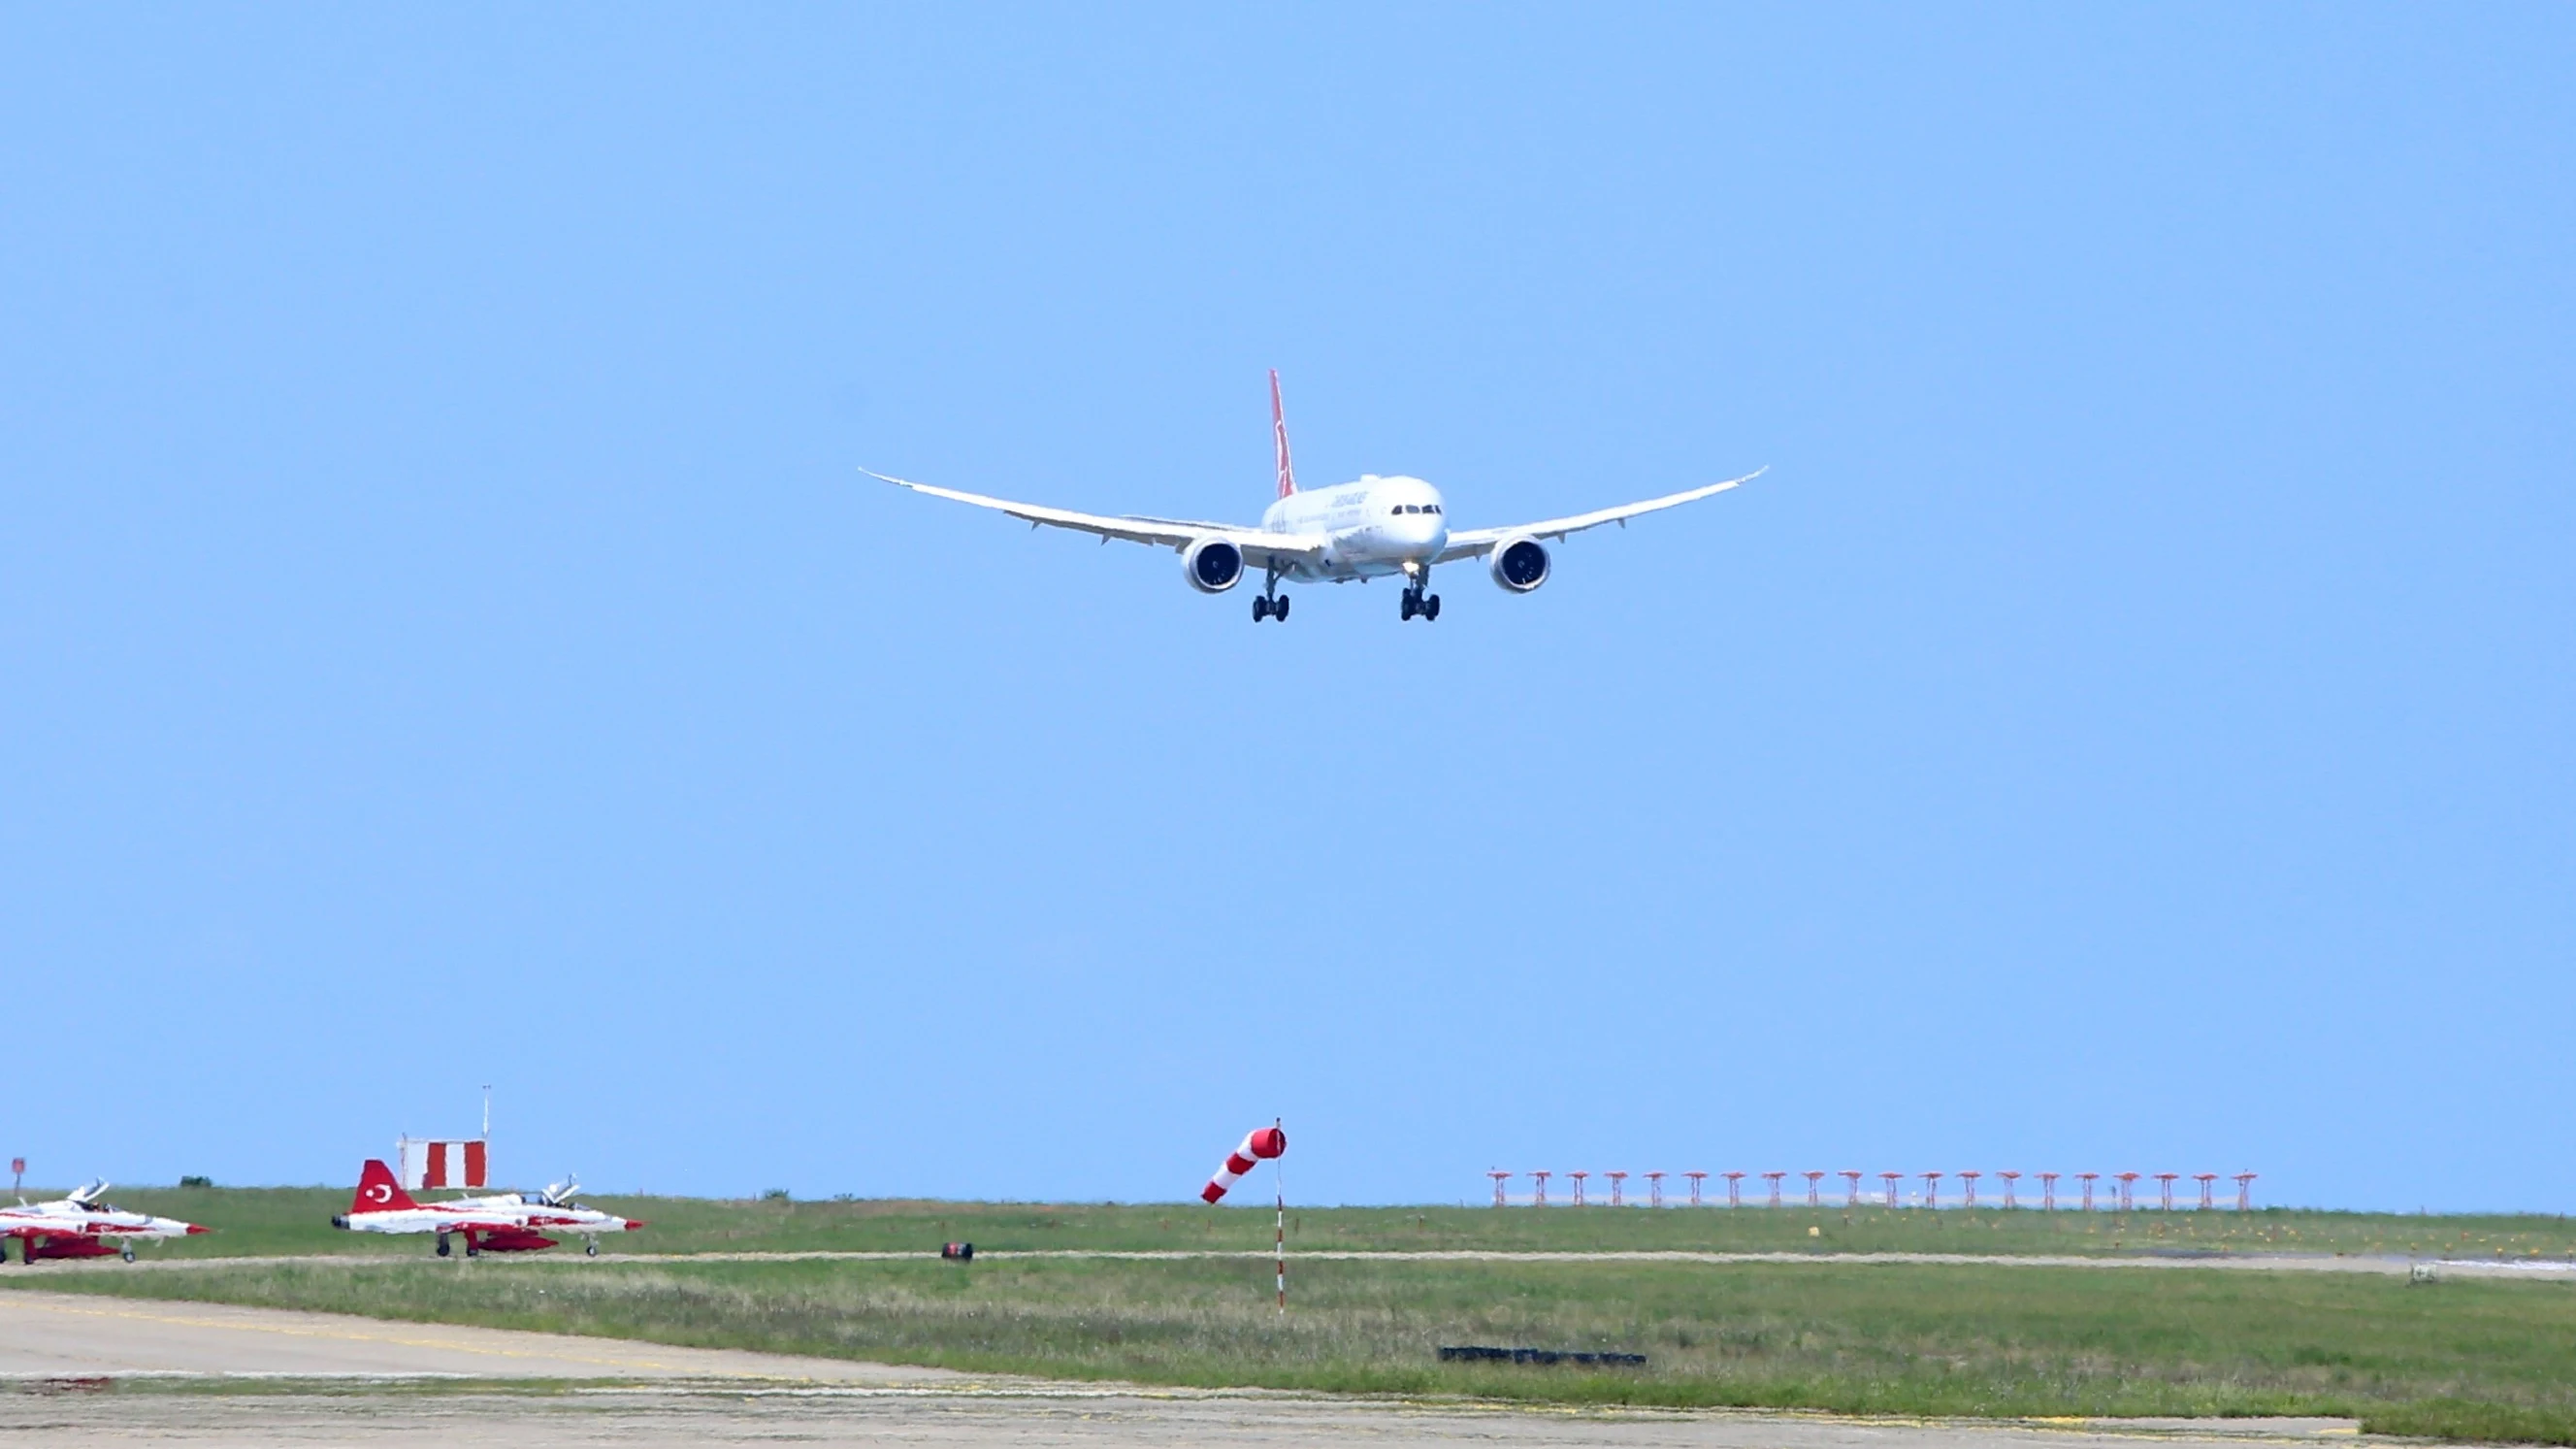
(1199, 1120, 1289, 1312)
(1274, 1120, 1287, 1314)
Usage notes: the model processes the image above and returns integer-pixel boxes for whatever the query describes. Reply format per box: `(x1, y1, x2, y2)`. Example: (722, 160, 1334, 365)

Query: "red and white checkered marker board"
(1200, 1125, 1287, 1202)
(397, 1137, 487, 1190)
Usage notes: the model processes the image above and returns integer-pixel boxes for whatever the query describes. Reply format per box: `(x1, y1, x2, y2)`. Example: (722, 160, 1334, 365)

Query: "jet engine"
(1183, 538, 1245, 593)
(1489, 537, 1550, 593)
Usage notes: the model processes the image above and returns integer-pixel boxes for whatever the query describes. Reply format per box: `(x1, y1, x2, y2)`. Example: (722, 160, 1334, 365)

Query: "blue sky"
(3, 7, 2568, 1210)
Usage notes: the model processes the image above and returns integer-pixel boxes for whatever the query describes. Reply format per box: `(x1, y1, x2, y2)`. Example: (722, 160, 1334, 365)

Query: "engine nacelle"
(1489, 537, 1550, 593)
(1183, 538, 1245, 594)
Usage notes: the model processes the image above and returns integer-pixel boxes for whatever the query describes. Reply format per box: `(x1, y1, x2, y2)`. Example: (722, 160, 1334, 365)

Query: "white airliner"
(869, 372, 1762, 622)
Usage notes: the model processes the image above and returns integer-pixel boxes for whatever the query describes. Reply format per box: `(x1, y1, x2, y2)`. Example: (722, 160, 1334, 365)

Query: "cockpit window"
(1426, 505, 1442, 514)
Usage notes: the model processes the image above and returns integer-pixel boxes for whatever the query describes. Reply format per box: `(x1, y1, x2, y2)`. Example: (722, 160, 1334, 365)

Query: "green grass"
(47, 1184, 2576, 1263)
(21, 1253, 2576, 1442)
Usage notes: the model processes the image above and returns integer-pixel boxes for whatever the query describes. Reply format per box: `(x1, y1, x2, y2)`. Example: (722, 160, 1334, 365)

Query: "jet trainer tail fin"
(1270, 369, 1297, 499)
(352, 1159, 420, 1213)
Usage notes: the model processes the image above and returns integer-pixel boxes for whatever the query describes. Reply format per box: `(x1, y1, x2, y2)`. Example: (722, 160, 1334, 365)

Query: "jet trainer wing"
(865, 470, 1329, 573)
(1433, 468, 1766, 564)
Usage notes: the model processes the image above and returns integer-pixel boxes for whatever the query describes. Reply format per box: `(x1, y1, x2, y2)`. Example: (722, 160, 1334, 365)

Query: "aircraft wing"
(866, 470, 1328, 572)
(1433, 468, 1766, 564)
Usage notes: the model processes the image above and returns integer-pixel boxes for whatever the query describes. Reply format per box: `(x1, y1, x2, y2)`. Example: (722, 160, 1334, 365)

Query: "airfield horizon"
(22, 1186, 2574, 1266)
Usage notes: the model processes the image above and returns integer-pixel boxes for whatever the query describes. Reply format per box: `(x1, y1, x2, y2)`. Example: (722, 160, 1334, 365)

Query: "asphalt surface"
(0, 1393, 2392, 1448)
(0, 1290, 952, 1383)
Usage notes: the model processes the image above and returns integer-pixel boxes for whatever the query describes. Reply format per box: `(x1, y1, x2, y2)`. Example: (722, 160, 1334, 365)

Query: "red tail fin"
(351, 1159, 420, 1214)
(1270, 369, 1297, 499)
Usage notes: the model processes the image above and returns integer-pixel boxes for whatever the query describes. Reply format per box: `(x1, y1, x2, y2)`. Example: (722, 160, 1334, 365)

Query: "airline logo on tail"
(1271, 369, 1297, 499)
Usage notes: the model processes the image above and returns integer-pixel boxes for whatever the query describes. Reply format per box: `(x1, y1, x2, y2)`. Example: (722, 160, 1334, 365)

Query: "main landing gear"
(1252, 566, 1290, 622)
(1400, 579, 1441, 622)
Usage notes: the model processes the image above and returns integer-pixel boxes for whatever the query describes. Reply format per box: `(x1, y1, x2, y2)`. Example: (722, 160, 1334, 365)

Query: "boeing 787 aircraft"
(869, 372, 1761, 622)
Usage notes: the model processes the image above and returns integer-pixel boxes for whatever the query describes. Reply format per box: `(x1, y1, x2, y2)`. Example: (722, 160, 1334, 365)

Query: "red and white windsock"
(1201, 1125, 1288, 1202)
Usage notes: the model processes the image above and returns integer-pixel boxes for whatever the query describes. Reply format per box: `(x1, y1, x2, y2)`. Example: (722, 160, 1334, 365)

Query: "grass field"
(20, 1250, 2576, 1444)
(41, 1184, 2576, 1263)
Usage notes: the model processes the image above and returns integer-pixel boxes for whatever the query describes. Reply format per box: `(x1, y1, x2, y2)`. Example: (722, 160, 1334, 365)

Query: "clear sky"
(3, 7, 2568, 1210)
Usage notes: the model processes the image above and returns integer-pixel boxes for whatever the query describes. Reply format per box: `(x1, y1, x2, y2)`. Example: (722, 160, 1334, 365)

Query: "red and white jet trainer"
(869, 370, 1762, 623)
(1, 1180, 209, 1265)
(331, 1159, 644, 1258)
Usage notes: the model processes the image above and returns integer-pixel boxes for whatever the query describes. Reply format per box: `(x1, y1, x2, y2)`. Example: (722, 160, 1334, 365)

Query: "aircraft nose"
(185, 1224, 209, 1235)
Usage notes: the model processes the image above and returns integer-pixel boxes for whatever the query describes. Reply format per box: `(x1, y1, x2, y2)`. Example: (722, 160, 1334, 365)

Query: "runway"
(0, 1290, 953, 1383)
(0, 1390, 2387, 1449)
(0, 1291, 2416, 1448)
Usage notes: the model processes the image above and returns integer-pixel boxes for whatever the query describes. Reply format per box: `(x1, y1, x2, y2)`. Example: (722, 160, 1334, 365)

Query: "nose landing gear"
(1400, 581, 1440, 622)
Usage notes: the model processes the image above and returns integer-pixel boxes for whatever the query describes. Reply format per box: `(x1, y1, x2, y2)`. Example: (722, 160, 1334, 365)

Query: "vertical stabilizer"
(352, 1159, 421, 1214)
(1270, 369, 1297, 499)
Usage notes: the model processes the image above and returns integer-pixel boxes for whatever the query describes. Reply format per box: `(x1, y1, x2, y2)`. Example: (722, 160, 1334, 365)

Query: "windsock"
(1201, 1125, 1288, 1202)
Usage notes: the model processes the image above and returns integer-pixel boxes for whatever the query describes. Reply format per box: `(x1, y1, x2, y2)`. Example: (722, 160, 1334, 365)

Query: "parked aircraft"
(870, 371, 1761, 622)
(331, 1159, 643, 1257)
(1, 1181, 208, 1265)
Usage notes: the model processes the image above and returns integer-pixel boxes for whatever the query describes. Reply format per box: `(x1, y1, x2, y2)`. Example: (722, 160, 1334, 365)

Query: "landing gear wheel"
(1400, 592, 1418, 621)
(464, 1238, 479, 1259)
(436, 1236, 451, 1258)
(1274, 594, 1289, 620)
(1423, 594, 1441, 621)
(1253, 596, 1269, 622)
(586, 1241, 600, 1258)
(121, 1246, 135, 1263)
